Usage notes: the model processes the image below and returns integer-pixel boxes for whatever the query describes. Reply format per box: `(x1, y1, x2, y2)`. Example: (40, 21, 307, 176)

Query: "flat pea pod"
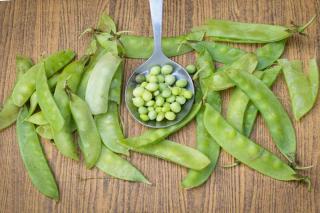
(193, 16, 316, 43)
(121, 88, 203, 147)
(278, 59, 319, 120)
(95, 102, 129, 155)
(12, 50, 75, 106)
(26, 111, 48, 125)
(203, 103, 308, 183)
(226, 68, 296, 163)
(131, 140, 210, 170)
(36, 125, 54, 140)
(0, 56, 33, 131)
(16, 107, 59, 200)
(85, 52, 121, 115)
(36, 63, 65, 132)
(96, 146, 150, 184)
(69, 92, 102, 168)
(108, 62, 124, 104)
(256, 40, 286, 70)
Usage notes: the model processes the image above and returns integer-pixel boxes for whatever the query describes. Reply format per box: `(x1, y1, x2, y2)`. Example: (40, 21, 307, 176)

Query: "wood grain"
(0, 0, 319, 212)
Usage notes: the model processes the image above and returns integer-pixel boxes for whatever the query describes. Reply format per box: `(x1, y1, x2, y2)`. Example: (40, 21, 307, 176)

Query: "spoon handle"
(149, 0, 163, 55)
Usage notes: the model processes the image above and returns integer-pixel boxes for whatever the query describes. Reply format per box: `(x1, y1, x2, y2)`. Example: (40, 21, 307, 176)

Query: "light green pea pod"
(96, 12, 116, 33)
(226, 68, 296, 163)
(69, 92, 101, 168)
(26, 111, 48, 125)
(256, 40, 286, 70)
(108, 62, 124, 104)
(203, 104, 309, 186)
(12, 50, 75, 107)
(36, 63, 65, 132)
(278, 59, 319, 120)
(0, 56, 33, 131)
(96, 146, 150, 184)
(17, 106, 59, 200)
(36, 125, 54, 140)
(85, 52, 122, 115)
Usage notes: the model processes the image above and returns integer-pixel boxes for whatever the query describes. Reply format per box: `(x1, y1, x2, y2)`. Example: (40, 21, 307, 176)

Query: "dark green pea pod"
(203, 103, 309, 187)
(12, 50, 75, 107)
(193, 16, 316, 43)
(17, 106, 59, 200)
(0, 56, 33, 131)
(109, 62, 124, 105)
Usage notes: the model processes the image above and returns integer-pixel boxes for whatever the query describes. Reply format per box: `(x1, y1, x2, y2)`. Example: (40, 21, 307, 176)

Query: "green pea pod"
(36, 125, 54, 140)
(96, 12, 117, 33)
(36, 63, 65, 132)
(209, 53, 258, 91)
(193, 16, 316, 43)
(226, 68, 296, 163)
(109, 62, 124, 104)
(96, 146, 150, 184)
(25, 111, 48, 125)
(278, 59, 319, 120)
(121, 89, 203, 148)
(12, 50, 75, 107)
(95, 102, 129, 155)
(69, 92, 102, 168)
(0, 56, 33, 131)
(203, 104, 308, 184)
(256, 40, 286, 70)
(16, 107, 59, 200)
(85, 52, 122, 115)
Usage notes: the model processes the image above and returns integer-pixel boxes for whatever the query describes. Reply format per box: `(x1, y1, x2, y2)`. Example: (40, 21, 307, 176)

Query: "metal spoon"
(125, 0, 195, 128)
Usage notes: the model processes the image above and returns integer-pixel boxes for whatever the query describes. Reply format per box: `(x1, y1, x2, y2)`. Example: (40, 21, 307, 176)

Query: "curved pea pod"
(69, 92, 101, 168)
(95, 102, 129, 155)
(226, 68, 296, 163)
(12, 50, 75, 107)
(256, 40, 286, 70)
(25, 111, 48, 125)
(96, 12, 116, 33)
(36, 63, 65, 132)
(121, 89, 203, 147)
(85, 52, 121, 115)
(131, 140, 210, 170)
(193, 16, 316, 43)
(16, 107, 59, 200)
(209, 53, 258, 91)
(0, 56, 33, 131)
(96, 146, 150, 184)
(278, 59, 319, 120)
(36, 125, 54, 140)
(109, 62, 124, 104)
(203, 104, 308, 184)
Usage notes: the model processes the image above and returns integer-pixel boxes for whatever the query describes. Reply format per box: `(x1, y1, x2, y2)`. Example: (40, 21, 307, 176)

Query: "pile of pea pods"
(0, 13, 318, 200)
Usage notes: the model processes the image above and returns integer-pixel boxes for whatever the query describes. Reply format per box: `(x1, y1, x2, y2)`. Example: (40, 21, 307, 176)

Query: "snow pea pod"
(203, 104, 308, 183)
(278, 59, 319, 120)
(26, 111, 48, 125)
(36, 125, 54, 140)
(36, 63, 65, 132)
(0, 56, 33, 131)
(256, 40, 286, 70)
(226, 68, 296, 163)
(16, 107, 59, 200)
(108, 62, 124, 104)
(69, 92, 101, 168)
(85, 52, 121, 115)
(96, 146, 150, 184)
(12, 50, 75, 107)
(131, 140, 210, 170)
(193, 16, 316, 43)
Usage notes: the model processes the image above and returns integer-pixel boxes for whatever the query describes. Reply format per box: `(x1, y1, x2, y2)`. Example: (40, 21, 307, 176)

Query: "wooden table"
(0, 0, 319, 212)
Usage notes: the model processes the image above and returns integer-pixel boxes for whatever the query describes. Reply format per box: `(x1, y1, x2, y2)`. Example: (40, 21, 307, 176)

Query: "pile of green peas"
(132, 64, 194, 122)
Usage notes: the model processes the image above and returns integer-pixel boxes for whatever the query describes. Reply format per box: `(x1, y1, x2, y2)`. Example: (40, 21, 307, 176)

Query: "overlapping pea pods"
(0, 13, 318, 200)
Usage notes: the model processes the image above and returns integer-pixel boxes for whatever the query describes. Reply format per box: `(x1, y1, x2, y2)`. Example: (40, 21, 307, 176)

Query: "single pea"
(161, 88, 172, 98)
(133, 87, 145, 97)
(165, 111, 176, 120)
(140, 82, 148, 88)
(175, 79, 188, 88)
(166, 96, 175, 103)
(140, 114, 149, 121)
(186, 64, 196, 74)
(150, 65, 161, 75)
(153, 90, 160, 96)
(161, 64, 173, 75)
(138, 106, 148, 114)
(156, 112, 165, 122)
(162, 103, 171, 112)
(159, 83, 168, 91)
(155, 107, 162, 113)
(176, 96, 186, 105)
(157, 74, 165, 83)
(170, 102, 181, 113)
(146, 100, 155, 107)
(182, 89, 193, 99)
(146, 74, 158, 83)
(155, 96, 165, 106)
(148, 111, 157, 120)
(145, 82, 159, 92)
(135, 74, 146, 83)
(132, 97, 144, 107)
(142, 90, 153, 101)
(165, 75, 176, 85)
(147, 106, 155, 112)
(171, 87, 181, 96)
